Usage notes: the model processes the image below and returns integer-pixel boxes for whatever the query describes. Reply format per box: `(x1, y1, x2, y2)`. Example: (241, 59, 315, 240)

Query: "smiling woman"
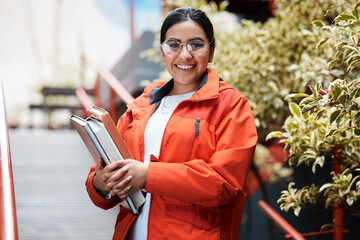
(85, 7, 258, 240)
(160, 19, 214, 95)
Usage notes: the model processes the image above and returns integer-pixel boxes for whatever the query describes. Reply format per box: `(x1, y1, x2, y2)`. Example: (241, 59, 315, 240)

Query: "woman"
(86, 7, 258, 240)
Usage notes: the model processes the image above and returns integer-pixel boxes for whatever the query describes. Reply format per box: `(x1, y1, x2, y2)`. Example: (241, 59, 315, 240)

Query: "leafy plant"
(267, 1, 360, 228)
(145, 0, 348, 142)
(143, 0, 353, 190)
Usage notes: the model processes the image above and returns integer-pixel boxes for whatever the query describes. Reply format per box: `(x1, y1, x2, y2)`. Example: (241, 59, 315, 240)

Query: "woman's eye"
(189, 42, 204, 49)
(169, 43, 180, 49)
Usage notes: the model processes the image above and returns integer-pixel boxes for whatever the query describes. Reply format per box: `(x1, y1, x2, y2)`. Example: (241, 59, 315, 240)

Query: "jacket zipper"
(186, 118, 200, 161)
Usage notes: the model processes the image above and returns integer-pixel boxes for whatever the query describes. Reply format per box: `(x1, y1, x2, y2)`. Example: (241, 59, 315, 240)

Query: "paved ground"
(9, 128, 118, 240)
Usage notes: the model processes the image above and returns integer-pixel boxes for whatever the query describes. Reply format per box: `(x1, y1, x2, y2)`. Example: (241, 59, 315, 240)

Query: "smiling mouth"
(175, 64, 196, 70)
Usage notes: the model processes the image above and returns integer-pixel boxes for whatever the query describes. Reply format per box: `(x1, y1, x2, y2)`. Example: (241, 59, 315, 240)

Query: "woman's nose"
(178, 45, 192, 59)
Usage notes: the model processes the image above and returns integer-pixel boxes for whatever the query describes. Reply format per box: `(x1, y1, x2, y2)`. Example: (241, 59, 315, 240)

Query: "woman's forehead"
(165, 20, 206, 41)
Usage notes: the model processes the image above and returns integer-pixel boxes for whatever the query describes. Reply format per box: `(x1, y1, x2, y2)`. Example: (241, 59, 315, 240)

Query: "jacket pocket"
(165, 204, 220, 230)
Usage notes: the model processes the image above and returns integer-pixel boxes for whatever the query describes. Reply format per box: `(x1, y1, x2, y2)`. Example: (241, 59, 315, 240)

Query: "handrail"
(258, 200, 305, 240)
(0, 83, 19, 240)
(81, 51, 134, 106)
(75, 87, 94, 115)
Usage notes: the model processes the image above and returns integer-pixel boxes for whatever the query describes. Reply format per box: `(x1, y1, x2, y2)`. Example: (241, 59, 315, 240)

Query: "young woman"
(86, 7, 258, 240)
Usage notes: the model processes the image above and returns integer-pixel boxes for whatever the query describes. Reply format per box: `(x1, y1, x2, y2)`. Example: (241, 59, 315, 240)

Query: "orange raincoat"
(86, 69, 258, 239)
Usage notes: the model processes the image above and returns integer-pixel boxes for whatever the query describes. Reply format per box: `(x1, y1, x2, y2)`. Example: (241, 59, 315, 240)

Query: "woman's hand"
(92, 158, 112, 196)
(92, 158, 130, 197)
(105, 159, 148, 200)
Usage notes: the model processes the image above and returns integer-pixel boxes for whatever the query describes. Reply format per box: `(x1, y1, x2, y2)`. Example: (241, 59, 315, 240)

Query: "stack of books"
(70, 106, 145, 214)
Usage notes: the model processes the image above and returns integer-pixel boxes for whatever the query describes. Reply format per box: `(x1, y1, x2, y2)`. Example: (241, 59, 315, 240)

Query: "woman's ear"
(160, 46, 165, 62)
(161, 46, 167, 63)
(208, 48, 215, 63)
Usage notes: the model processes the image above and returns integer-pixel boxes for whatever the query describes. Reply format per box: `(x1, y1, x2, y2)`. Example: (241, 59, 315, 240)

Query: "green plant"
(267, 2, 360, 228)
(145, 0, 347, 143)
(144, 0, 354, 189)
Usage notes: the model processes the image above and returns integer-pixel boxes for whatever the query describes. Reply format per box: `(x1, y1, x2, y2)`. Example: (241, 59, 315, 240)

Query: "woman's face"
(161, 20, 214, 94)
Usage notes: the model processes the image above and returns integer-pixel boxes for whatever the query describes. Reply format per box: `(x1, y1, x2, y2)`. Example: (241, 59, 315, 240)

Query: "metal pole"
(0, 83, 18, 240)
(332, 153, 344, 240)
(258, 200, 305, 240)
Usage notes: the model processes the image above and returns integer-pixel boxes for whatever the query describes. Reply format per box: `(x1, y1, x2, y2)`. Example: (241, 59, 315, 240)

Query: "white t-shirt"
(127, 91, 195, 240)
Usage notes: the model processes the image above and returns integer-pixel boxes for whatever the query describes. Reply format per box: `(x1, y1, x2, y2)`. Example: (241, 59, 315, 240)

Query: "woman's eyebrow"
(189, 37, 205, 42)
(166, 37, 181, 42)
(166, 37, 205, 42)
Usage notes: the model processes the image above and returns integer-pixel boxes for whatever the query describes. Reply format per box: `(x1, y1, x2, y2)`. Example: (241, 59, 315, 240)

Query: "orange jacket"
(86, 69, 258, 240)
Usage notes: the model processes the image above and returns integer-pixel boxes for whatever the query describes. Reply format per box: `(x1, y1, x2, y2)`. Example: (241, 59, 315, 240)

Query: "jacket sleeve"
(85, 165, 120, 210)
(145, 95, 258, 207)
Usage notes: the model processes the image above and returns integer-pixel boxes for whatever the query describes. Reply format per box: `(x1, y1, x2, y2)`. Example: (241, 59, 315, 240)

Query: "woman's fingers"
(109, 175, 133, 196)
(95, 157, 105, 172)
(105, 160, 128, 171)
(115, 185, 132, 200)
(105, 165, 129, 182)
(100, 159, 143, 194)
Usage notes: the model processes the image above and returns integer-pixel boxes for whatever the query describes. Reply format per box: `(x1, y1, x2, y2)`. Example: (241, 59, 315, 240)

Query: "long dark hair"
(160, 7, 215, 49)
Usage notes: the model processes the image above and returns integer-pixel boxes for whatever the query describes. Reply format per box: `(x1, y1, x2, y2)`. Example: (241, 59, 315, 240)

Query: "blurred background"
(1, 0, 359, 240)
(0, 0, 162, 128)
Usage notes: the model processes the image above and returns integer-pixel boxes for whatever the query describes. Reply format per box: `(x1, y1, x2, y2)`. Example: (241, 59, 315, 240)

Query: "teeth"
(176, 64, 195, 69)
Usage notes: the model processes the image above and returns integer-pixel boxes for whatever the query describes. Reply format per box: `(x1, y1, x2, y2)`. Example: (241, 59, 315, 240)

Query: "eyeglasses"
(161, 39, 212, 57)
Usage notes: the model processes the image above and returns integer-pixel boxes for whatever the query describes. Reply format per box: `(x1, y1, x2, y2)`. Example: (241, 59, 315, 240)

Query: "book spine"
(84, 124, 111, 165)
(126, 197, 138, 215)
(85, 124, 138, 214)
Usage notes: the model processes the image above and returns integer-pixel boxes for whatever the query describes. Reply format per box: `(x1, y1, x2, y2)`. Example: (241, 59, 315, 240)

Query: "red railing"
(78, 51, 134, 119)
(0, 83, 19, 240)
(258, 199, 349, 240)
(258, 200, 306, 240)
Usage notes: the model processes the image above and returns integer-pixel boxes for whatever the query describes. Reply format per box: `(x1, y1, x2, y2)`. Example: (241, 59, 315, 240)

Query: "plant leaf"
(332, 85, 342, 101)
(302, 104, 317, 113)
(289, 102, 302, 118)
(339, 95, 348, 106)
(347, 197, 354, 206)
(355, 111, 360, 128)
(330, 110, 341, 123)
(320, 183, 333, 192)
(312, 156, 325, 173)
(312, 20, 324, 28)
(328, 59, 338, 69)
(334, 14, 357, 23)
(316, 81, 322, 92)
(285, 93, 309, 100)
(294, 206, 301, 217)
(316, 37, 330, 49)
(353, 7, 359, 19)
(219, 1, 229, 11)
(316, 109, 327, 119)
(266, 131, 285, 141)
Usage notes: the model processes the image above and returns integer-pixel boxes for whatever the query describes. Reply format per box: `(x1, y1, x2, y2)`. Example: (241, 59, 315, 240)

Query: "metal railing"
(0, 83, 18, 240)
(77, 51, 134, 119)
(258, 199, 349, 240)
(258, 200, 305, 240)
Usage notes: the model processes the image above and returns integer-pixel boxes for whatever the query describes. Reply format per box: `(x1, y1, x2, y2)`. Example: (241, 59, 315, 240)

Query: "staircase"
(10, 128, 118, 240)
